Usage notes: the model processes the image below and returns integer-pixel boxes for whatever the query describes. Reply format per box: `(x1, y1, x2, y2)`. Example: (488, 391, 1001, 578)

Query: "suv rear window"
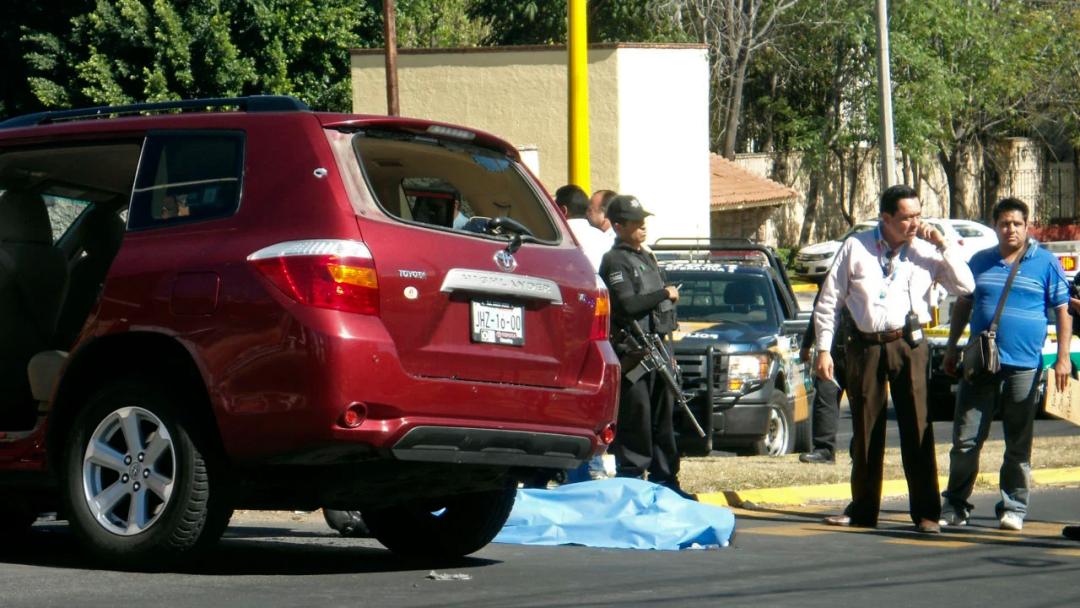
(128, 132, 244, 230)
(351, 131, 558, 241)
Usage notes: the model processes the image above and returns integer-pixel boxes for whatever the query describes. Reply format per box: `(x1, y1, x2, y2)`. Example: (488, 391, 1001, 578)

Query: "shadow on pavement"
(0, 522, 499, 575)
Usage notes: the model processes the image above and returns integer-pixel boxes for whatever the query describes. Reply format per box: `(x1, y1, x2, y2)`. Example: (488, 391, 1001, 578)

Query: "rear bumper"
(210, 310, 620, 468)
(391, 426, 592, 468)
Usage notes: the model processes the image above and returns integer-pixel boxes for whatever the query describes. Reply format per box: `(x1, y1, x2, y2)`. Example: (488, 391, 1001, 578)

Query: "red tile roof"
(711, 154, 798, 211)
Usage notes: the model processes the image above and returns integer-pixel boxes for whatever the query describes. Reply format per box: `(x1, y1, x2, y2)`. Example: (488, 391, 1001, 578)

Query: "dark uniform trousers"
(845, 336, 939, 525)
(811, 353, 846, 457)
(613, 354, 679, 484)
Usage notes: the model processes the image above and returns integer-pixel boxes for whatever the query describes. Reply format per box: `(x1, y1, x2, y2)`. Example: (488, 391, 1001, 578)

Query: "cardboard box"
(1045, 370, 1080, 426)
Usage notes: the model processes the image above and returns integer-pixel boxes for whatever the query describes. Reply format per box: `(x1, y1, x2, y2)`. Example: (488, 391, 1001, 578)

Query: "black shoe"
(799, 450, 835, 464)
(1063, 526, 1080, 541)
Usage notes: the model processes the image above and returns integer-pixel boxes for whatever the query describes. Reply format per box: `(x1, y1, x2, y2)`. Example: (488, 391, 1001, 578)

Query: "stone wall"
(734, 149, 948, 249)
(710, 205, 778, 245)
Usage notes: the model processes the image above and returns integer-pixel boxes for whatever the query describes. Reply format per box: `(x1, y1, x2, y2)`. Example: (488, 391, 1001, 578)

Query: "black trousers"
(810, 351, 846, 456)
(612, 369, 679, 485)
(845, 337, 939, 525)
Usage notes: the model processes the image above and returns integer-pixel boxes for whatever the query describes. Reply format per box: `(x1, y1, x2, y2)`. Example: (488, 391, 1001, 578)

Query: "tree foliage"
(18, 0, 381, 113)
(469, 0, 683, 45)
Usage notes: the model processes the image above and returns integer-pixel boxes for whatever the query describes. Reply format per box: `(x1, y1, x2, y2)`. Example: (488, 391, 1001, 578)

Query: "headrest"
(725, 281, 759, 306)
(81, 208, 126, 257)
(0, 190, 53, 244)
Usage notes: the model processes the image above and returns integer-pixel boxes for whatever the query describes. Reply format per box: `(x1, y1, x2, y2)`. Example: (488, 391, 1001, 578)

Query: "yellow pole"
(568, 0, 590, 194)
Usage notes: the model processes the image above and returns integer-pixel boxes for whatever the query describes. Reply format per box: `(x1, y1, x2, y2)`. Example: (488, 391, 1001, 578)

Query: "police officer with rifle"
(600, 195, 694, 499)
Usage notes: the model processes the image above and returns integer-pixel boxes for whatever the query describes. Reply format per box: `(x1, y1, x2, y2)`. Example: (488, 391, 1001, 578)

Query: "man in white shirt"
(556, 185, 609, 272)
(588, 189, 618, 243)
(814, 184, 975, 533)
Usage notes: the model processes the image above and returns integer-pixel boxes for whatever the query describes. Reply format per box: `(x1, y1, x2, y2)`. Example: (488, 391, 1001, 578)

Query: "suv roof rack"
(0, 95, 310, 129)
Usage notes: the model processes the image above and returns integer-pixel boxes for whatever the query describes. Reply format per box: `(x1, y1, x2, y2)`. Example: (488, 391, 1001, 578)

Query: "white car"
(793, 221, 876, 282)
(793, 218, 972, 282)
(945, 219, 997, 260)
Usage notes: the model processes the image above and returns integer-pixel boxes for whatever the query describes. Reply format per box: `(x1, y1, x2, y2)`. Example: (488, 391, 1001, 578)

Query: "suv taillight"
(590, 286, 610, 341)
(248, 240, 379, 315)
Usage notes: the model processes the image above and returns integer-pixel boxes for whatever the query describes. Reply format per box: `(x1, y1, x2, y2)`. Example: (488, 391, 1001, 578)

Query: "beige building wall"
(350, 44, 710, 243)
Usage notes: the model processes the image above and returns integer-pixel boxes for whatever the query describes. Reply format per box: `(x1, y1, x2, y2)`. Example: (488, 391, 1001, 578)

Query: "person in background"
(939, 198, 1071, 531)
(588, 189, 617, 243)
(556, 185, 609, 272)
(815, 184, 974, 533)
(601, 195, 692, 499)
(555, 184, 612, 481)
(798, 302, 851, 464)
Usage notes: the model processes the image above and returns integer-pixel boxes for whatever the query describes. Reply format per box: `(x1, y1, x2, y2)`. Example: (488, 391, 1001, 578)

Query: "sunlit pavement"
(3, 486, 1079, 608)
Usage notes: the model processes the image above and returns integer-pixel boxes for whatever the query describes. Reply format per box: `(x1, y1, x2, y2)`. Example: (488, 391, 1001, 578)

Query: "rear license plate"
(471, 300, 524, 346)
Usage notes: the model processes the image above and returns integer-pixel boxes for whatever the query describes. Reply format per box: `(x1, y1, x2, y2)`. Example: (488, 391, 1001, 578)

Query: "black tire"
(323, 509, 370, 537)
(363, 479, 516, 559)
(61, 379, 229, 569)
(749, 396, 795, 456)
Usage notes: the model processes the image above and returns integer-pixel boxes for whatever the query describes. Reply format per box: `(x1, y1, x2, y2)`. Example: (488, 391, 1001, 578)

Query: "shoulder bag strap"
(989, 240, 1028, 334)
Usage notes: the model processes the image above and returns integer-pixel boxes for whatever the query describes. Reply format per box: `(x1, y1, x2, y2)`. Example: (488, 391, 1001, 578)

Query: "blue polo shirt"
(966, 240, 1069, 369)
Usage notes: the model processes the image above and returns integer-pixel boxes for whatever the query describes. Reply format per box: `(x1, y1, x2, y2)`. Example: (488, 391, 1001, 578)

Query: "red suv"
(0, 96, 618, 566)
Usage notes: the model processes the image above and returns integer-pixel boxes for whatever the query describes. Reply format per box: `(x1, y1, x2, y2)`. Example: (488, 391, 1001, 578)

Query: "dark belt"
(856, 328, 903, 344)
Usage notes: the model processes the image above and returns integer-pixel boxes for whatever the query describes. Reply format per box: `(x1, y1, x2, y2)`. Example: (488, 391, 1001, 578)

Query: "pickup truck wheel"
(363, 479, 516, 559)
(750, 396, 795, 456)
(61, 379, 228, 569)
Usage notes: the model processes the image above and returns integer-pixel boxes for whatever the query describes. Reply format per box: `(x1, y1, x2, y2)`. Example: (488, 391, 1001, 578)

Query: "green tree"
(891, 0, 1064, 217)
(21, 0, 380, 112)
(393, 0, 490, 47)
(470, 0, 681, 45)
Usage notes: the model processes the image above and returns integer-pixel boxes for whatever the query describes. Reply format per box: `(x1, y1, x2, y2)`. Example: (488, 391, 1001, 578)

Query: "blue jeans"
(942, 367, 1041, 519)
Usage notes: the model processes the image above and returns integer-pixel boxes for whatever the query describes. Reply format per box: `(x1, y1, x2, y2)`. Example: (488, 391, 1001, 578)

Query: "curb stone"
(697, 466, 1080, 508)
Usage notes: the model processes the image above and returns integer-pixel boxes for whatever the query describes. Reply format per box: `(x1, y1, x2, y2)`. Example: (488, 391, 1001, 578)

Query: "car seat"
(724, 281, 761, 314)
(0, 189, 69, 429)
(54, 206, 125, 348)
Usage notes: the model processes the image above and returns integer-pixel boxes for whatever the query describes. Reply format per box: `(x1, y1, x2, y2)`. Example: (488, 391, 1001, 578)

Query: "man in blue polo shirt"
(940, 197, 1071, 531)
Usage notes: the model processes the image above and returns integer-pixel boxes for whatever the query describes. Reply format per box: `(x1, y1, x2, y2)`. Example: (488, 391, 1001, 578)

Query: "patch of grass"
(680, 435, 1080, 495)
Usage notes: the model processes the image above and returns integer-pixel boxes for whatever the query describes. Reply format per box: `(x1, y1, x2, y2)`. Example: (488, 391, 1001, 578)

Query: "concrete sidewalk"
(697, 466, 1080, 508)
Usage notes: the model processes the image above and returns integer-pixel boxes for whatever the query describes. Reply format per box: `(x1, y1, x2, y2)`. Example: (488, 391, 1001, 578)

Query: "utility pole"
(383, 0, 400, 116)
(568, 0, 590, 194)
(875, 0, 896, 187)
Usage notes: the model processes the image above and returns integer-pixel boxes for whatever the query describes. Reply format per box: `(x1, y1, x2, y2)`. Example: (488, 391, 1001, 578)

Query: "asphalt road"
(3, 488, 1080, 607)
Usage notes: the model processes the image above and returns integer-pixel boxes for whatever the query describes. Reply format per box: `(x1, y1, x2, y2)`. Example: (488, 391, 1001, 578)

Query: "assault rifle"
(625, 320, 706, 438)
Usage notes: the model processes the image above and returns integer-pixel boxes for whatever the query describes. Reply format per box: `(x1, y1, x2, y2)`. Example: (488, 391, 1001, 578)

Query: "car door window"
(128, 132, 244, 230)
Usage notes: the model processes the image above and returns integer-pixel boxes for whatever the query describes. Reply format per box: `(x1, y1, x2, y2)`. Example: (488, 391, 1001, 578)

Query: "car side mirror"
(781, 319, 808, 336)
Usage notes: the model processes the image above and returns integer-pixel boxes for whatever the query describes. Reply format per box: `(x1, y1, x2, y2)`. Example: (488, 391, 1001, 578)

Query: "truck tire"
(750, 395, 795, 456)
(61, 379, 230, 569)
(363, 479, 516, 559)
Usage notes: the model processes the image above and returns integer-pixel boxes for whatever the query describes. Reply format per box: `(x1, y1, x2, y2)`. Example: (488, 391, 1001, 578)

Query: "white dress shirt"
(814, 225, 975, 351)
(568, 217, 614, 273)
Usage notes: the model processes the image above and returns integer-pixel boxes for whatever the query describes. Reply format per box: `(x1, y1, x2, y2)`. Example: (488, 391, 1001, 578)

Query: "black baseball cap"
(606, 195, 653, 223)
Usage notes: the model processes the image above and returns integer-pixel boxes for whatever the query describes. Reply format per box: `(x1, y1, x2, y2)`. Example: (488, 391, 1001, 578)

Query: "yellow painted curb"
(791, 283, 818, 293)
(697, 466, 1080, 508)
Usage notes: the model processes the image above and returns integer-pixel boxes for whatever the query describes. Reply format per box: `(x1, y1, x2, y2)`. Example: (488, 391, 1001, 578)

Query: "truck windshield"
(668, 272, 779, 330)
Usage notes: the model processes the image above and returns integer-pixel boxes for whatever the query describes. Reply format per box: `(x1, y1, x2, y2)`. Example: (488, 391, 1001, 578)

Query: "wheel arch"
(47, 332, 226, 468)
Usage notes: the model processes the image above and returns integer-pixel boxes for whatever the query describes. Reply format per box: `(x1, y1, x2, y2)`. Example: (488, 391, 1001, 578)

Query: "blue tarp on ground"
(493, 478, 735, 550)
